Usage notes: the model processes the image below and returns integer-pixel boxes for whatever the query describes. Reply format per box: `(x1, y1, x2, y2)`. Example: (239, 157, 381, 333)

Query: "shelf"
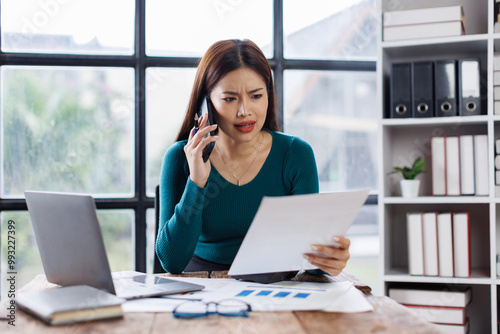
(385, 268, 491, 285)
(382, 33, 489, 49)
(382, 37, 488, 60)
(382, 115, 489, 126)
(383, 196, 491, 204)
(379, 0, 497, 332)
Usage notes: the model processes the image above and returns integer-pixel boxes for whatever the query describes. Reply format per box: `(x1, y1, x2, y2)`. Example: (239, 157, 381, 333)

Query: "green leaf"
(389, 157, 428, 180)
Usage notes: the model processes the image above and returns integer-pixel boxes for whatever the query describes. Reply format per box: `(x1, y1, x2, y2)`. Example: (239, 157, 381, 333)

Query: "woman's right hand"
(184, 114, 218, 188)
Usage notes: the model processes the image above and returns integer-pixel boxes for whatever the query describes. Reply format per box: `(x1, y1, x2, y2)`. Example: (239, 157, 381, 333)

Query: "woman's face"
(209, 67, 268, 143)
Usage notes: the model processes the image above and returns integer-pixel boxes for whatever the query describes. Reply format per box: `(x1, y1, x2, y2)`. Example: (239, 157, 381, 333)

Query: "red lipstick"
(235, 121, 255, 133)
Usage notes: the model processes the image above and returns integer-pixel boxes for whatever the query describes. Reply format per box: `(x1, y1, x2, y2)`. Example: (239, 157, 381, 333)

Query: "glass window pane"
(146, 208, 155, 274)
(1, 66, 135, 198)
(0, 211, 42, 300)
(146, 68, 196, 196)
(284, 70, 377, 193)
(1, 0, 135, 55)
(284, 0, 377, 60)
(146, 0, 273, 58)
(0, 210, 133, 299)
(98, 210, 135, 272)
(346, 205, 380, 295)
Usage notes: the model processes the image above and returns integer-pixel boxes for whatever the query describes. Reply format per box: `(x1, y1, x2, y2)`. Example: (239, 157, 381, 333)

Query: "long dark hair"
(176, 39, 279, 141)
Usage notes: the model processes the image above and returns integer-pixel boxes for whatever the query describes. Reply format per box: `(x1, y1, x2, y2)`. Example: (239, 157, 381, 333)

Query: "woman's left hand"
(303, 236, 351, 276)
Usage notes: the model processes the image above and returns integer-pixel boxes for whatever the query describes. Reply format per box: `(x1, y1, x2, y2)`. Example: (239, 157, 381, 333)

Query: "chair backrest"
(153, 185, 166, 274)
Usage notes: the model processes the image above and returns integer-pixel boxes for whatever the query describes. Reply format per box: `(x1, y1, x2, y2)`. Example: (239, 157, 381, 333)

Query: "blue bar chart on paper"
(235, 289, 311, 299)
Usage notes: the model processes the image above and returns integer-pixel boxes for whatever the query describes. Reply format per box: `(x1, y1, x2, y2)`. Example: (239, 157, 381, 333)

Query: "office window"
(146, 0, 273, 58)
(0, 0, 378, 287)
(284, 70, 377, 192)
(146, 68, 197, 197)
(284, 0, 377, 60)
(146, 208, 155, 273)
(0, 210, 134, 299)
(1, 0, 135, 55)
(1, 66, 135, 198)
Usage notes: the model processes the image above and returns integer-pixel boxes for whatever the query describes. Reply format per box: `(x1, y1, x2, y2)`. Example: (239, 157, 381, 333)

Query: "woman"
(155, 39, 350, 276)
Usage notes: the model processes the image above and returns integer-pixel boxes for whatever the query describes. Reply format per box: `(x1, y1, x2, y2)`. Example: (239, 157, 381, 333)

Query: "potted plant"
(389, 157, 428, 197)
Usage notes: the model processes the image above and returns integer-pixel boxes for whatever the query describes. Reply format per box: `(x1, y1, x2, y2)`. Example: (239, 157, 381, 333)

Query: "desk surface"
(1, 271, 441, 334)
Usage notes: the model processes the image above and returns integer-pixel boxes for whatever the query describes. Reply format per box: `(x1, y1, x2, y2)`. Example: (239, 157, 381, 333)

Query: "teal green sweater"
(155, 131, 319, 274)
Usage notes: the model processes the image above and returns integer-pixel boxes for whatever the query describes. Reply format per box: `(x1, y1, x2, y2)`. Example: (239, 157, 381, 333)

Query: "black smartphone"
(198, 96, 216, 162)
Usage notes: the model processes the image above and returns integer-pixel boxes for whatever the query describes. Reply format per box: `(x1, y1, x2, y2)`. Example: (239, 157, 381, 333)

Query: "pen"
(194, 113, 199, 135)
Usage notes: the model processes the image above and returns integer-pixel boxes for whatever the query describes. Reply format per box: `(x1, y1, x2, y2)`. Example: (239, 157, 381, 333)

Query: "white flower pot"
(400, 179, 420, 198)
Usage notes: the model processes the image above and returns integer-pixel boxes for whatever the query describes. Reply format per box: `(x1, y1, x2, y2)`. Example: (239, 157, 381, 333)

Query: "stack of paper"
(389, 287, 471, 332)
(122, 278, 374, 314)
(382, 5, 465, 42)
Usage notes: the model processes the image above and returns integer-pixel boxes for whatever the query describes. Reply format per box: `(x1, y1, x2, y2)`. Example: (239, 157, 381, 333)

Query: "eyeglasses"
(173, 299, 252, 319)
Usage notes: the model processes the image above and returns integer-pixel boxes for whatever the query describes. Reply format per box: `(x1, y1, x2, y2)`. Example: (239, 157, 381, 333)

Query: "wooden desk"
(1, 271, 442, 334)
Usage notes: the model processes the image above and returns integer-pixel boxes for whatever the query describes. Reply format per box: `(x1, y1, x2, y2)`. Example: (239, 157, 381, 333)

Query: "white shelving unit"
(377, 0, 499, 332)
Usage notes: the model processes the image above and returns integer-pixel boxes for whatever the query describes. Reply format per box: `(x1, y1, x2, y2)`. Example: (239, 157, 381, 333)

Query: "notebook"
(25, 190, 204, 300)
(17, 285, 125, 325)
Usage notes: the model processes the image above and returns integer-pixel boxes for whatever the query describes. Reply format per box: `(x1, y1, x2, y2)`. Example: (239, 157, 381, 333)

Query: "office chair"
(153, 185, 166, 274)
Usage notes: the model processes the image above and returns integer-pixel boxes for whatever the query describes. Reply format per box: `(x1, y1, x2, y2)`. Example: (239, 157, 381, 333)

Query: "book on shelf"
(406, 211, 470, 278)
(496, 101, 500, 115)
(407, 212, 424, 276)
(382, 5, 464, 27)
(17, 285, 125, 325)
(433, 319, 470, 334)
(403, 304, 467, 325)
(452, 212, 471, 278)
(383, 20, 465, 42)
(497, 254, 500, 276)
(431, 136, 446, 196)
(494, 55, 500, 71)
(431, 135, 487, 196)
(494, 86, 500, 101)
(494, 71, 500, 86)
(459, 135, 475, 196)
(437, 213, 454, 277)
(388, 287, 472, 308)
(422, 212, 439, 276)
(473, 135, 488, 196)
(445, 136, 460, 196)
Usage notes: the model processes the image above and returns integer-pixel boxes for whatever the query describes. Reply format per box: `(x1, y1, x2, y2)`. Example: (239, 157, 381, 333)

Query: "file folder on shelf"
(458, 58, 482, 116)
(434, 60, 458, 117)
(422, 212, 439, 276)
(390, 62, 411, 118)
(452, 212, 471, 278)
(459, 135, 475, 196)
(445, 136, 461, 196)
(431, 136, 446, 196)
(411, 61, 434, 118)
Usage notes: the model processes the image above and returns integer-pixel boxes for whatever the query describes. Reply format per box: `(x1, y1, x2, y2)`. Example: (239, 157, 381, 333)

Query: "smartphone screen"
(198, 97, 216, 162)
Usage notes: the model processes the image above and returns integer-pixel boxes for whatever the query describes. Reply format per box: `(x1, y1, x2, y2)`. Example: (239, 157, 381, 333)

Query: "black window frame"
(0, 0, 376, 272)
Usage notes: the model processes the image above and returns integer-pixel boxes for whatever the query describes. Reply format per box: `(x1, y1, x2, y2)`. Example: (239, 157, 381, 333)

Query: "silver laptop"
(25, 190, 204, 299)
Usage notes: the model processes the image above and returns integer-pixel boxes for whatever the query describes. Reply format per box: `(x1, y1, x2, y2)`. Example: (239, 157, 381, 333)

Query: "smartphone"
(198, 96, 216, 162)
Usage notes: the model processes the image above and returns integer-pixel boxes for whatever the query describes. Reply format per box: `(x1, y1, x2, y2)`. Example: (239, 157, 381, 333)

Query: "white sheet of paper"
(228, 188, 370, 276)
(122, 277, 373, 313)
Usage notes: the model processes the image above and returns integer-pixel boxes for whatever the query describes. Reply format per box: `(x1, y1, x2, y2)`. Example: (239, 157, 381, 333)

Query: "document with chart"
(122, 278, 374, 313)
(228, 188, 370, 276)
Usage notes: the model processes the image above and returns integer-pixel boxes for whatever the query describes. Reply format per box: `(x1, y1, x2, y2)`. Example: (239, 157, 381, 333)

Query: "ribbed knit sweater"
(155, 131, 319, 274)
